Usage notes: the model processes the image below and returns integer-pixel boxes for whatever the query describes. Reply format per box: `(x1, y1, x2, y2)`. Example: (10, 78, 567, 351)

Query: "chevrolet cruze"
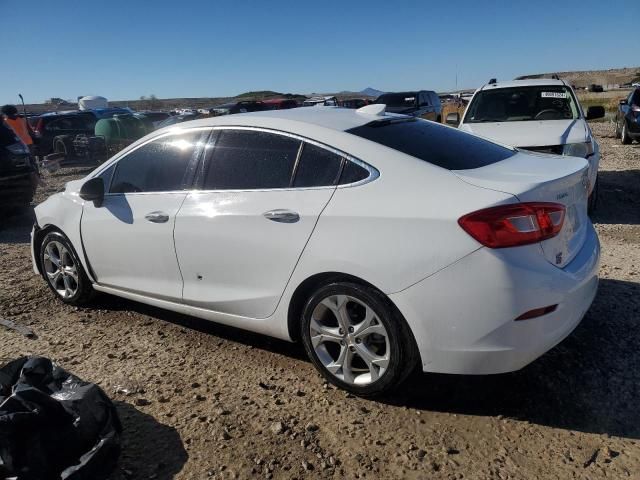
(31, 105, 600, 396)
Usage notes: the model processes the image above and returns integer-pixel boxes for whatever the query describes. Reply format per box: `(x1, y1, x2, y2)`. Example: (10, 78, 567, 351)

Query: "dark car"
(210, 101, 267, 116)
(261, 99, 299, 110)
(373, 90, 442, 122)
(29, 111, 97, 156)
(615, 88, 640, 144)
(340, 98, 369, 109)
(28, 108, 133, 157)
(0, 122, 38, 209)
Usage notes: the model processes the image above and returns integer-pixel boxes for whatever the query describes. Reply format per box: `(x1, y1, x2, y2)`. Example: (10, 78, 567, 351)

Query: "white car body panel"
(31, 107, 601, 375)
(81, 193, 187, 301)
(175, 188, 336, 318)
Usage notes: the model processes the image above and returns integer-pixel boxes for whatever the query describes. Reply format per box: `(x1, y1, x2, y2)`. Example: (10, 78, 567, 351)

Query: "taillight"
(458, 202, 565, 248)
(33, 118, 44, 138)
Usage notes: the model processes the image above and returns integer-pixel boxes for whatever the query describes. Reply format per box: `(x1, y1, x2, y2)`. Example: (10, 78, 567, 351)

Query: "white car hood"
(460, 119, 587, 147)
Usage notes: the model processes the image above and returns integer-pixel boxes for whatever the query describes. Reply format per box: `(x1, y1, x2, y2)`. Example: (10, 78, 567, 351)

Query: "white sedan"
(31, 105, 600, 396)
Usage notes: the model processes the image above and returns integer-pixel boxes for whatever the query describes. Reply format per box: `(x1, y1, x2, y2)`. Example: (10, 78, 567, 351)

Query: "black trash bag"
(0, 357, 122, 480)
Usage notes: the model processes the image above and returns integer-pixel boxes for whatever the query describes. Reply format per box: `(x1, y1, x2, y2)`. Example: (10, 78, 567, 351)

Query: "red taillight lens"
(458, 202, 566, 248)
(33, 118, 44, 138)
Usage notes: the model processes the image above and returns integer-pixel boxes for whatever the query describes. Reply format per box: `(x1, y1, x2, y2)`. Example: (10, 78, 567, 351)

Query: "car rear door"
(174, 128, 343, 319)
(80, 129, 206, 301)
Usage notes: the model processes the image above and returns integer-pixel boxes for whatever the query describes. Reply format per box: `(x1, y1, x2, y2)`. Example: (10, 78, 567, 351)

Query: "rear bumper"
(389, 222, 600, 374)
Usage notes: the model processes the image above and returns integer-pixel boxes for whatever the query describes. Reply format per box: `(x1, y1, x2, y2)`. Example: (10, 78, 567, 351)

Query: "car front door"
(174, 128, 344, 319)
(80, 129, 206, 301)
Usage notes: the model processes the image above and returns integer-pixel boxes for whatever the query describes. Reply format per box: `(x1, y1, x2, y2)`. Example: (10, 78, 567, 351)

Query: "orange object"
(4, 117, 33, 145)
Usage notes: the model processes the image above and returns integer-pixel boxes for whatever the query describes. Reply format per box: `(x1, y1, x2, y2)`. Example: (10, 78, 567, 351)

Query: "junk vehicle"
(0, 121, 38, 209)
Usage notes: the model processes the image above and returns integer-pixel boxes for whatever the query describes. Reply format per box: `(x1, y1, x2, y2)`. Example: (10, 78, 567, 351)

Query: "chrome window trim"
(93, 124, 379, 197)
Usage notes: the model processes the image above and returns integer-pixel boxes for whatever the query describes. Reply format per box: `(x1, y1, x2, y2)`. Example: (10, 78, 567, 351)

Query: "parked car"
(614, 87, 640, 144)
(372, 90, 442, 122)
(262, 99, 299, 110)
(451, 78, 604, 212)
(31, 105, 600, 396)
(340, 98, 369, 109)
(302, 96, 338, 107)
(0, 122, 38, 209)
(155, 113, 200, 129)
(29, 111, 97, 156)
(29, 108, 133, 157)
(134, 111, 171, 127)
(587, 84, 604, 93)
(210, 101, 266, 116)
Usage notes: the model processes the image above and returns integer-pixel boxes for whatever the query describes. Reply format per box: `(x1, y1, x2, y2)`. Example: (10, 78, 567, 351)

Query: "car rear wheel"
(621, 120, 632, 145)
(40, 231, 94, 305)
(300, 282, 418, 397)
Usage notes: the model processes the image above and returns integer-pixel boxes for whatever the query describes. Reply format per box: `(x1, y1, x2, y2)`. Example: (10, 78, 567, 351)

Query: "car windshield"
(465, 86, 579, 123)
(374, 93, 417, 108)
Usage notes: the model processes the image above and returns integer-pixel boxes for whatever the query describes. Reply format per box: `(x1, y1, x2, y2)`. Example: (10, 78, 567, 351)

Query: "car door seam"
(173, 193, 190, 302)
(268, 187, 338, 317)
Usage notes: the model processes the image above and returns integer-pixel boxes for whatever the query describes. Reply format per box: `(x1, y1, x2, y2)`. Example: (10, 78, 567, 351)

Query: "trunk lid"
(453, 151, 590, 268)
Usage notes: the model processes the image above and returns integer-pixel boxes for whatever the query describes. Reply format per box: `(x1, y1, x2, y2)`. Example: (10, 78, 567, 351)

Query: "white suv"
(450, 78, 604, 212)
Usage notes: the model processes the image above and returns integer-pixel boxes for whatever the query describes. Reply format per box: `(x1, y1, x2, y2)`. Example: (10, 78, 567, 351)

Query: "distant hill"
(360, 87, 384, 97)
(516, 67, 640, 88)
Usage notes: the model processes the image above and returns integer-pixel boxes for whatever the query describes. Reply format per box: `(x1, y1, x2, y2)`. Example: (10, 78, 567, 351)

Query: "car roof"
(479, 79, 567, 90)
(178, 106, 388, 133)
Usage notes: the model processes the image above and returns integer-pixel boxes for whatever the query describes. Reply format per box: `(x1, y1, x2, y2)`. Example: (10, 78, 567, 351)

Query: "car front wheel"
(40, 231, 94, 305)
(301, 282, 418, 397)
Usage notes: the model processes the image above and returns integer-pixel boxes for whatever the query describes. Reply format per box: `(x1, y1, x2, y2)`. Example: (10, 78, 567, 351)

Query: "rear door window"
(110, 131, 204, 193)
(339, 161, 369, 184)
(346, 118, 515, 170)
(293, 143, 343, 188)
(203, 129, 300, 190)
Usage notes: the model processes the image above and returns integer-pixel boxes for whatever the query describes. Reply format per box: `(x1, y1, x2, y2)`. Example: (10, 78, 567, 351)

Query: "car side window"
(293, 143, 343, 188)
(110, 131, 204, 193)
(203, 129, 301, 190)
(338, 160, 369, 185)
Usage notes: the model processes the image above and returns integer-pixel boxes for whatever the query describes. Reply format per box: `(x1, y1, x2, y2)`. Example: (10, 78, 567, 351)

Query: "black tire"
(588, 177, 599, 215)
(300, 282, 418, 397)
(621, 120, 632, 145)
(53, 135, 74, 158)
(40, 231, 94, 305)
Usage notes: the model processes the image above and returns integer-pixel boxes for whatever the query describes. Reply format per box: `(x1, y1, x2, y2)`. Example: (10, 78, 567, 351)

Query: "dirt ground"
(1, 122, 639, 479)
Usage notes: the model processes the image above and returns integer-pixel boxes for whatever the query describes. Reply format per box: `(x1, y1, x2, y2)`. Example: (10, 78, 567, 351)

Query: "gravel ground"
(1, 122, 639, 479)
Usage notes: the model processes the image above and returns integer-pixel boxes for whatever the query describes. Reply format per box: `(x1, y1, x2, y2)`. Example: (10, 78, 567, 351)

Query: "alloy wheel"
(309, 294, 390, 385)
(43, 241, 79, 299)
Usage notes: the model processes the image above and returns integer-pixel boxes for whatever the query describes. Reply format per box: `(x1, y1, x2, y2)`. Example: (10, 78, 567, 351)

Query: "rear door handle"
(263, 209, 300, 224)
(145, 211, 169, 223)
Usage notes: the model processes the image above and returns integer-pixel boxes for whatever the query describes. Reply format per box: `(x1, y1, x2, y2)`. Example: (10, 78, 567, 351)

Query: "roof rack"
(488, 78, 497, 84)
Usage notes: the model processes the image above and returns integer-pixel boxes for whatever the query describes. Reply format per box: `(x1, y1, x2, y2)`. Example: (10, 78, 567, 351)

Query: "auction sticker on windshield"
(541, 92, 567, 98)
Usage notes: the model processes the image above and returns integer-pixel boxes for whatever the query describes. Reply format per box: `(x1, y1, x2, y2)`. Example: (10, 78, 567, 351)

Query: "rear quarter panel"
(282, 142, 515, 297)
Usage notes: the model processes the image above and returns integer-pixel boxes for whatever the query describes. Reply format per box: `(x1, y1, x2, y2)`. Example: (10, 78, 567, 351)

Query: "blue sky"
(0, 0, 637, 104)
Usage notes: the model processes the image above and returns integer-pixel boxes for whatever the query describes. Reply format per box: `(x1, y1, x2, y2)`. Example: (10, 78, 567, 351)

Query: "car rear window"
(346, 118, 515, 170)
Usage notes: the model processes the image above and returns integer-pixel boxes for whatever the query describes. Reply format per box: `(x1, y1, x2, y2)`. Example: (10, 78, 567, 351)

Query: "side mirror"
(79, 177, 104, 207)
(585, 106, 605, 121)
(619, 99, 627, 105)
(446, 112, 460, 126)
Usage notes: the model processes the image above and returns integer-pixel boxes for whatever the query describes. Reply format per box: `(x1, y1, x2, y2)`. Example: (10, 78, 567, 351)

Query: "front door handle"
(263, 209, 300, 224)
(145, 211, 169, 223)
